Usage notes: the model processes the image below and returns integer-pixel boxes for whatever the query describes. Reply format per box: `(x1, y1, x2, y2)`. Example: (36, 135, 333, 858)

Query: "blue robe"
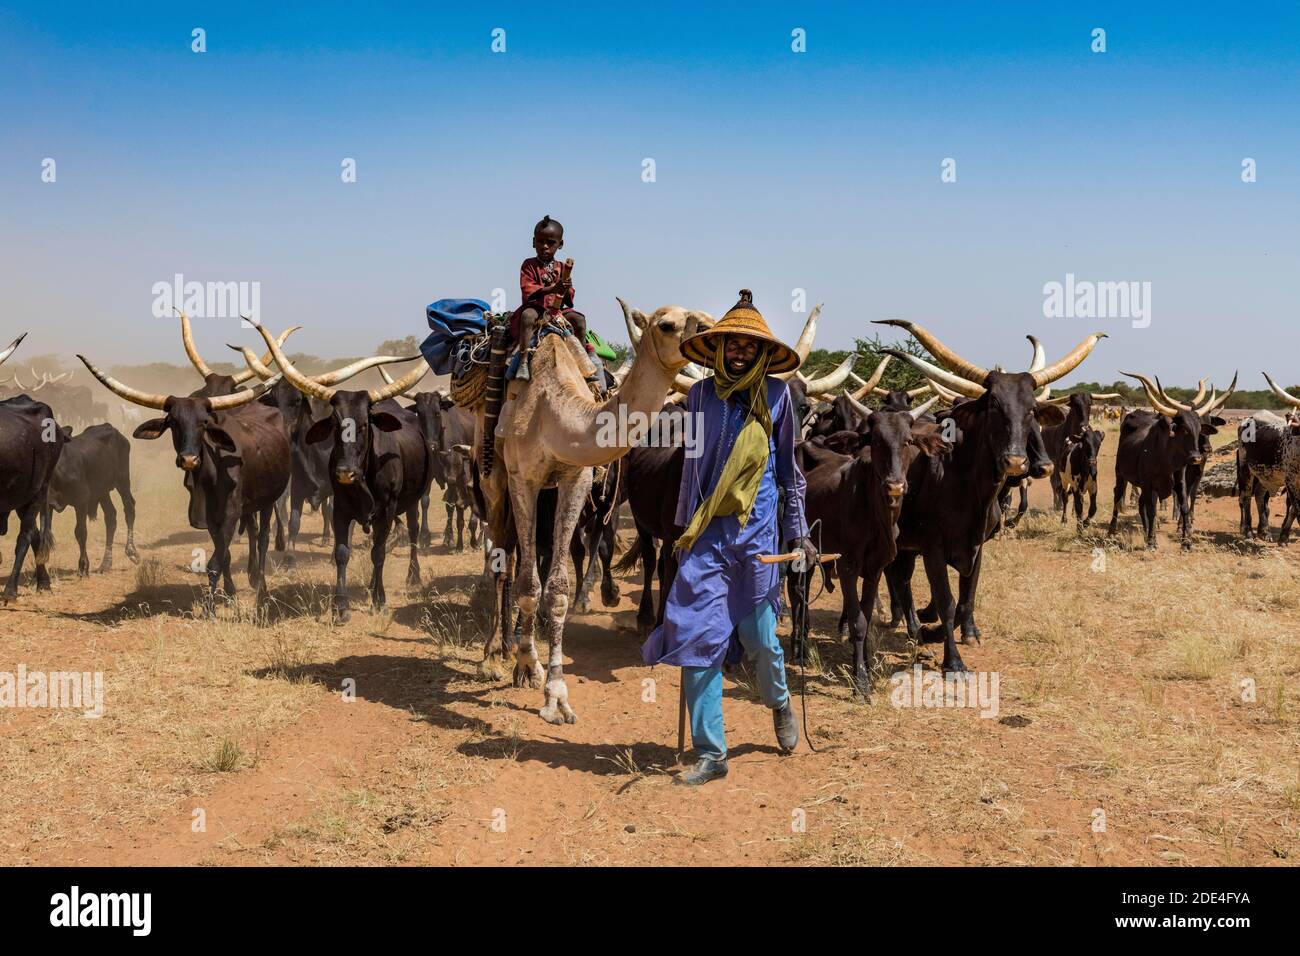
(640, 376, 808, 670)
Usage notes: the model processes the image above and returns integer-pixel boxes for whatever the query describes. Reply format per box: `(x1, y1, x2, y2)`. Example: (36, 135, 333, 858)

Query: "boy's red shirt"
(519, 256, 575, 314)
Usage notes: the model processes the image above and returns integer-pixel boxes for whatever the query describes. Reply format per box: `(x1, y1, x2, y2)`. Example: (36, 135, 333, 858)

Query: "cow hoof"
(942, 659, 968, 674)
(78, 566, 90, 578)
(918, 622, 945, 644)
(601, 587, 620, 608)
(333, 608, 351, 624)
(961, 626, 982, 645)
(405, 572, 420, 587)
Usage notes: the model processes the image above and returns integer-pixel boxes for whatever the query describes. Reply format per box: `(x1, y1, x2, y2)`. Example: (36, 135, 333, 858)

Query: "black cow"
(1107, 374, 1221, 549)
(47, 423, 139, 575)
(794, 411, 950, 695)
(251, 324, 430, 620)
(871, 321, 1099, 672)
(0, 384, 65, 602)
(617, 426, 687, 637)
(1235, 410, 1294, 540)
(79, 356, 289, 606)
(1059, 428, 1104, 527)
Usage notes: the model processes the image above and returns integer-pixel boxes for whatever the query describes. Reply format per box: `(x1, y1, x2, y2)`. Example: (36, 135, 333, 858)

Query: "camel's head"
(617, 299, 712, 371)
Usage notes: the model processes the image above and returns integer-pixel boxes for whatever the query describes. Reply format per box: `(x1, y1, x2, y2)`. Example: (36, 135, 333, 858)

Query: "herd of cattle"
(3, 313, 1300, 694)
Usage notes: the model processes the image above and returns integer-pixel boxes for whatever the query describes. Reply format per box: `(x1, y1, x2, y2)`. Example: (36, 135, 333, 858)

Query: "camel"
(476, 301, 711, 725)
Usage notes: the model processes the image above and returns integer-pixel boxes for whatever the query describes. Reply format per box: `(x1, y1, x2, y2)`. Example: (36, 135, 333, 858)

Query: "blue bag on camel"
(420, 298, 490, 375)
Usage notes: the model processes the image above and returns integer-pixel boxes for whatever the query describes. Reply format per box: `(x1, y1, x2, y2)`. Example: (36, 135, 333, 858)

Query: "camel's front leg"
(507, 478, 545, 691)
(538, 469, 592, 725)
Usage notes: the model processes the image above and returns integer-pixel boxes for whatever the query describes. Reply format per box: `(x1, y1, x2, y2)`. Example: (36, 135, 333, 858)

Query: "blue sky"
(2, 2, 1297, 385)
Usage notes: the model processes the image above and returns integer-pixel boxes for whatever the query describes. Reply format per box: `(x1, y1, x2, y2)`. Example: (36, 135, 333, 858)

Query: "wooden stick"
(757, 551, 841, 565)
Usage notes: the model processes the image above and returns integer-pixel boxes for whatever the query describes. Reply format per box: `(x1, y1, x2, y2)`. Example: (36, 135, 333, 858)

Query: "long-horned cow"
(872, 321, 1103, 671)
(78, 356, 289, 607)
(248, 322, 432, 620)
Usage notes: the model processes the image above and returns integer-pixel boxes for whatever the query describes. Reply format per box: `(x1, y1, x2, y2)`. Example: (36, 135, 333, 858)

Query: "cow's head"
(75, 356, 275, 472)
(875, 322, 1105, 485)
(1068, 428, 1105, 481)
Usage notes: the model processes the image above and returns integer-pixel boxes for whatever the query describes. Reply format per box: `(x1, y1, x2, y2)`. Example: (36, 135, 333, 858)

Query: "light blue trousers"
(681, 601, 788, 761)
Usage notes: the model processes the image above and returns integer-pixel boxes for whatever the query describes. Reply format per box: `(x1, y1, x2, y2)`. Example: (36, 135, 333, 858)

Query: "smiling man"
(641, 290, 818, 786)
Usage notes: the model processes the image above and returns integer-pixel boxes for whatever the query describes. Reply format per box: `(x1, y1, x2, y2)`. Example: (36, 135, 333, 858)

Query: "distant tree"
(377, 335, 421, 357)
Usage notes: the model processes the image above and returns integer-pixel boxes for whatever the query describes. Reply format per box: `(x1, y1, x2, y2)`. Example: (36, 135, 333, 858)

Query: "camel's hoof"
(513, 664, 544, 690)
(539, 704, 577, 725)
(573, 599, 590, 615)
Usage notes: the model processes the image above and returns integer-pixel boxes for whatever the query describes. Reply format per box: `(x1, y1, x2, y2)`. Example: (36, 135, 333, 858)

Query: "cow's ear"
(1033, 403, 1067, 426)
(909, 421, 952, 456)
(132, 418, 169, 440)
(203, 425, 237, 452)
(371, 410, 404, 432)
(1200, 424, 1219, 437)
(60, 425, 73, 439)
(306, 416, 334, 444)
(438, 397, 454, 411)
(1206, 415, 1226, 428)
(1094, 429, 1106, 446)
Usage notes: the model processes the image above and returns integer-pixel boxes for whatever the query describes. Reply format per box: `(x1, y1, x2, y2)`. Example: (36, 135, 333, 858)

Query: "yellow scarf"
(676, 340, 772, 552)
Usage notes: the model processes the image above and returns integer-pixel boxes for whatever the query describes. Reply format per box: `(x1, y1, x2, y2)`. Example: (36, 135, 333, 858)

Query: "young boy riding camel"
(641, 289, 819, 786)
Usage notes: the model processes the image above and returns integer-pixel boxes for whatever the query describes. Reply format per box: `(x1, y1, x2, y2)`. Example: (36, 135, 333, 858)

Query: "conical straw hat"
(680, 289, 800, 374)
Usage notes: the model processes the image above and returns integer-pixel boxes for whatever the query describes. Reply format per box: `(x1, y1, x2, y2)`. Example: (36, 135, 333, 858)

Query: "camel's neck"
(537, 334, 681, 468)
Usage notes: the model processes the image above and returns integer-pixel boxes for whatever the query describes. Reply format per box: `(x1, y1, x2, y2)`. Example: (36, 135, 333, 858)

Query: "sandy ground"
(0, 420, 1297, 866)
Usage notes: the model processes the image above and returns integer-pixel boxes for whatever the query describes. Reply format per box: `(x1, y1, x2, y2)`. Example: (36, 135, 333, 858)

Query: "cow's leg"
(1050, 471, 1064, 512)
(455, 501, 466, 552)
(205, 510, 239, 612)
(885, 570, 904, 628)
(1073, 487, 1085, 527)
(886, 552, 922, 642)
(273, 493, 287, 551)
(253, 505, 273, 610)
(419, 492, 432, 549)
(1238, 481, 1253, 537)
(98, 495, 117, 572)
(286, 486, 305, 559)
(404, 504, 421, 586)
(1139, 487, 1157, 548)
(1060, 485, 1070, 523)
(570, 524, 590, 614)
(443, 502, 455, 545)
(1174, 473, 1192, 549)
(32, 503, 53, 592)
(841, 558, 871, 698)
(1255, 485, 1271, 539)
(922, 550, 965, 673)
(321, 497, 333, 545)
(598, 520, 619, 608)
(331, 512, 354, 622)
(74, 507, 90, 577)
(469, 512, 481, 548)
(507, 479, 545, 690)
(1279, 492, 1297, 546)
(368, 509, 395, 610)
(1085, 485, 1098, 526)
(1108, 476, 1127, 535)
(2, 504, 38, 603)
(537, 472, 589, 724)
(118, 484, 138, 563)
(1016, 484, 1029, 526)
(956, 549, 983, 645)
(636, 531, 657, 636)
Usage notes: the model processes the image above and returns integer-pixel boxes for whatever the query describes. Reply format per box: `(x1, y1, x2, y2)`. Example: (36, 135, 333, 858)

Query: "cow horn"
(208, 373, 282, 410)
(925, 379, 962, 404)
(800, 354, 856, 396)
(1200, 372, 1237, 414)
(1121, 371, 1178, 417)
(1026, 335, 1047, 373)
(879, 348, 985, 399)
(231, 326, 300, 384)
(1030, 333, 1107, 388)
(843, 389, 872, 420)
(775, 304, 822, 381)
(249, 321, 336, 402)
(228, 343, 276, 380)
(874, 320, 990, 384)
(874, 383, 933, 399)
(0, 332, 26, 368)
(12, 373, 24, 391)
(671, 371, 700, 395)
(1035, 383, 1051, 401)
(1262, 371, 1300, 408)
(910, 394, 940, 418)
(368, 359, 430, 403)
(1091, 392, 1120, 400)
(617, 297, 644, 348)
(681, 363, 705, 380)
(177, 309, 216, 378)
(1154, 375, 1205, 412)
(77, 355, 169, 410)
(849, 356, 891, 400)
(318, 353, 422, 387)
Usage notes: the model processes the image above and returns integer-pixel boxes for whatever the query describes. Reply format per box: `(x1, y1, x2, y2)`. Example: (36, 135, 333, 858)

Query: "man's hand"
(793, 536, 819, 571)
